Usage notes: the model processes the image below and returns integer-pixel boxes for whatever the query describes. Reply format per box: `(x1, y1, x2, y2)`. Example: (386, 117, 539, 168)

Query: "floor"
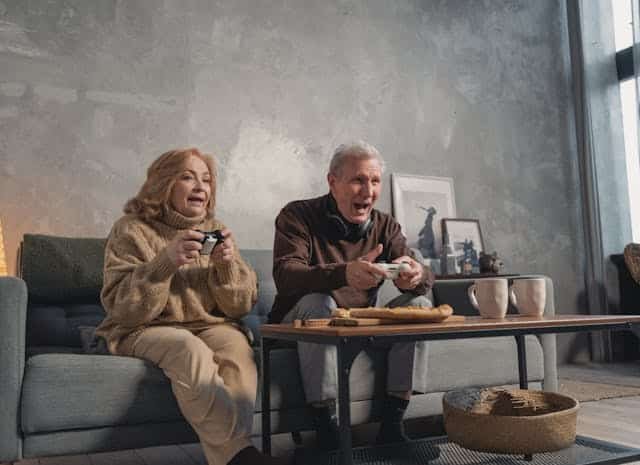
(558, 361, 640, 387)
(4, 362, 640, 465)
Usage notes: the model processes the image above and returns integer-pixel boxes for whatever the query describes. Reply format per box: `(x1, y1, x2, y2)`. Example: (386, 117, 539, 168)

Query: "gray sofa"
(0, 234, 557, 462)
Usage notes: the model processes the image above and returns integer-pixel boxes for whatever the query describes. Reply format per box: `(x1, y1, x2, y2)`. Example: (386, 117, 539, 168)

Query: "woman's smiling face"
(169, 155, 212, 217)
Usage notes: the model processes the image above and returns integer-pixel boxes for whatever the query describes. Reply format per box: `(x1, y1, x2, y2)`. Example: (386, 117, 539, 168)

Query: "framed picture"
(391, 174, 456, 259)
(441, 218, 484, 271)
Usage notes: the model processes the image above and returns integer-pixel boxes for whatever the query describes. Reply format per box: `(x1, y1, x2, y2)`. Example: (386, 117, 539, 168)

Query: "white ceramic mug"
(467, 278, 508, 319)
(509, 278, 546, 317)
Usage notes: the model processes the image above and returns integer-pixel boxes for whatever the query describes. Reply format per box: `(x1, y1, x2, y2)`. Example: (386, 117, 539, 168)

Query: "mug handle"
(467, 283, 479, 310)
(509, 284, 517, 308)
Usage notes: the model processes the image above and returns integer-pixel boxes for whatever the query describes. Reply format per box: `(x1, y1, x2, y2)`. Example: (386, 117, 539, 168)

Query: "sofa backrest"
(21, 234, 106, 305)
(20, 234, 274, 350)
(21, 235, 107, 350)
(240, 249, 276, 341)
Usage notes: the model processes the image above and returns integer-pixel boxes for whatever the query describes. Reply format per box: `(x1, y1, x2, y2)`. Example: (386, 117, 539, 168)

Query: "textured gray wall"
(0, 1, 586, 361)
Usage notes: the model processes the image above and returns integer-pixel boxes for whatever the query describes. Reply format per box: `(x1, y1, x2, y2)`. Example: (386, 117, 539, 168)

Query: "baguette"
(332, 304, 454, 321)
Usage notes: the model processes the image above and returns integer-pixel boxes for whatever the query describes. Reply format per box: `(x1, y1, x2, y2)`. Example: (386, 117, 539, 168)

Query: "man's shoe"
(227, 446, 290, 465)
(311, 402, 341, 451)
(375, 396, 411, 445)
(423, 444, 441, 462)
(380, 440, 441, 463)
(375, 420, 411, 444)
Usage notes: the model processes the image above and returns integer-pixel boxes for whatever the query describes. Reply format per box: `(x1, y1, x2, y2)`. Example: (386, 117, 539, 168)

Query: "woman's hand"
(210, 228, 235, 264)
(166, 230, 204, 266)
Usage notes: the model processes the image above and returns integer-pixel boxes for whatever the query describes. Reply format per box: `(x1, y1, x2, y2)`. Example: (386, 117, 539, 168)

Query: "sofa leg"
(291, 431, 303, 446)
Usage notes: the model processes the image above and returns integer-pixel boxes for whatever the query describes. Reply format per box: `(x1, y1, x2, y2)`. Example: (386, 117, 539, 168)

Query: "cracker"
(302, 318, 332, 327)
(331, 308, 351, 318)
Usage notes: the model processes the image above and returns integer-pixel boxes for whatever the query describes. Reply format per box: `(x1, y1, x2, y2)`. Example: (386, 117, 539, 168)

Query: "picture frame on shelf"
(441, 218, 484, 273)
(390, 174, 456, 272)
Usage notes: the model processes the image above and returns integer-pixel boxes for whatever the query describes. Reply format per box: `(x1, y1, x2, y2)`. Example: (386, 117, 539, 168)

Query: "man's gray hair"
(329, 141, 385, 177)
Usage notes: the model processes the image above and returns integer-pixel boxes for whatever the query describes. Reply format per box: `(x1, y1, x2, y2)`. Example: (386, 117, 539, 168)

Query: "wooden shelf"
(435, 273, 520, 280)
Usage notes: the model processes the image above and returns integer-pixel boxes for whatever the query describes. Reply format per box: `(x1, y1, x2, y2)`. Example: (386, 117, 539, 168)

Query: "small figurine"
(418, 206, 438, 259)
(457, 239, 479, 272)
(479, 251, 504, 274)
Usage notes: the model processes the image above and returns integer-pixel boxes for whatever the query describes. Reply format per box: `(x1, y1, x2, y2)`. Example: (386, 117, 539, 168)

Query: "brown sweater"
(95, 206, 258, 354)
(270, 194, 434, 323)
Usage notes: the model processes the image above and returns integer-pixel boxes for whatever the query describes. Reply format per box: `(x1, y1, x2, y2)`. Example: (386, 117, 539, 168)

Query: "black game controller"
(196, 229, 224, 255)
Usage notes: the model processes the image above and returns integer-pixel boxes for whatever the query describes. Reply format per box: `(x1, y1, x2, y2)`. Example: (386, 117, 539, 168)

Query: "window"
(612, 0, 640, 240)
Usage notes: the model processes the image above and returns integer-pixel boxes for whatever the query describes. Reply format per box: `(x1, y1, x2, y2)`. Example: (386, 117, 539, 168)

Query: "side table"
(434, 273, 520, 280)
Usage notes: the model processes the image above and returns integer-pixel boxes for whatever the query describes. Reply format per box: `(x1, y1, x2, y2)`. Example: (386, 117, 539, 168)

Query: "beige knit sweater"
(95, 206, 258, 355)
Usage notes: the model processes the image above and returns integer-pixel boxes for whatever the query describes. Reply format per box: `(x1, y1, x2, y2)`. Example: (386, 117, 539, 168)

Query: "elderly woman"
(95, 148, 285, 465)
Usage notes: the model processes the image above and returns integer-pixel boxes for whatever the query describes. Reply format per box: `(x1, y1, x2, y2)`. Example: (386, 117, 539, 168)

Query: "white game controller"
(376, 262, 411, 280)
(196, 230, 224, 255)
(200, 236, 218, 255)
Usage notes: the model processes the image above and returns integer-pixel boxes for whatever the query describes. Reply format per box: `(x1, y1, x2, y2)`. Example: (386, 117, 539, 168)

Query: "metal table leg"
(261, 337, 273, 455)
(515, 334, 532, 461)
(515, 334, 528, 389)
(337, 338, 362, 465)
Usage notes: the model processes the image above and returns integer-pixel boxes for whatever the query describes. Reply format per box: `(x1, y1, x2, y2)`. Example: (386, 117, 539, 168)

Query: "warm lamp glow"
(0, 219, 7, 276)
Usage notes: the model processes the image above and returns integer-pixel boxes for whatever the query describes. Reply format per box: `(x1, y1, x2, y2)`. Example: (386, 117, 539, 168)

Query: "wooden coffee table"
(260, 314, 640, 465)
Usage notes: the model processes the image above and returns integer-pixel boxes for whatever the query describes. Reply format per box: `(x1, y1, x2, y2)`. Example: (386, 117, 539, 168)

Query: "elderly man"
(269, 141, 434, 449)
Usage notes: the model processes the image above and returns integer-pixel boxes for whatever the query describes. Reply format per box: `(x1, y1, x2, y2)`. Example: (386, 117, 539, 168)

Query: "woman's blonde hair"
(124, 147, 217, 221)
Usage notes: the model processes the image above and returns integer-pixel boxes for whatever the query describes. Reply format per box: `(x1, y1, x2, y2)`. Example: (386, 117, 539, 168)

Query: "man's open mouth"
(353, 202, 371, 214)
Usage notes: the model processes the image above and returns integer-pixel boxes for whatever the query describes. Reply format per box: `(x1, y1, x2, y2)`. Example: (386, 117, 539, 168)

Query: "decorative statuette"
(478, 251, 504, 274)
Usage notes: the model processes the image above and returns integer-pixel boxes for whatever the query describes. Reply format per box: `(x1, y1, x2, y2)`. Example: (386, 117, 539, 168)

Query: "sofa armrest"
(432, 274, 558, 391)
(0, 277, 27, 461)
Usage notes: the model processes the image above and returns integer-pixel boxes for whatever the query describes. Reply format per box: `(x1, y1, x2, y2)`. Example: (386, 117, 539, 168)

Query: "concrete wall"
(0, 1, 586, 361)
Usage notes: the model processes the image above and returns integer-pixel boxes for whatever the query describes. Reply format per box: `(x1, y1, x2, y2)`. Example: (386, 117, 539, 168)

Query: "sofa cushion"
(21, 235, 106, 305)
(423, 335, 544, 392)
(22, 333, 544, 434)
(21, 348, 308, 434)
(21, 346, 388, 434)
(21, 354, 182, 434)
(255, 346, 389, 412)
(27, 304, 105, 348)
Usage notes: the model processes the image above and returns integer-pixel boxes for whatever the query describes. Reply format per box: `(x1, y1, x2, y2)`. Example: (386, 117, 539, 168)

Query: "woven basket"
(443, 388, 579, 454)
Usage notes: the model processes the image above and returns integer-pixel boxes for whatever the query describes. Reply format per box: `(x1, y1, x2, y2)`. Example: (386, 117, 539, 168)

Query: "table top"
(260, 314, 640, 339)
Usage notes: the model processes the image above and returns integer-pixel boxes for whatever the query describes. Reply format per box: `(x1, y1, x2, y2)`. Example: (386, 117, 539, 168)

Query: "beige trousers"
(127, 325, 257, 465)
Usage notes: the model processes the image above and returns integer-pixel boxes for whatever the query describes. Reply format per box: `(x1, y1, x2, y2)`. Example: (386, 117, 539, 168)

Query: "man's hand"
(166, 230, 204, 267)
(392, 255, 423, 290)
(210, 228, 235, 264)
(346, 244, 387, 290)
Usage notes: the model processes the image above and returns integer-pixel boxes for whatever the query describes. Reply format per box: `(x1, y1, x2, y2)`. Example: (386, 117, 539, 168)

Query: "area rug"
(559, 378, 640, 402)
(559, 362, 640, 388)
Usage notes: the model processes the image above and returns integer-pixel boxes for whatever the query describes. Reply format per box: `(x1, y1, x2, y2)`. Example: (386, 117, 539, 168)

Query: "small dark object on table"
(479, 251, 504, 274)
